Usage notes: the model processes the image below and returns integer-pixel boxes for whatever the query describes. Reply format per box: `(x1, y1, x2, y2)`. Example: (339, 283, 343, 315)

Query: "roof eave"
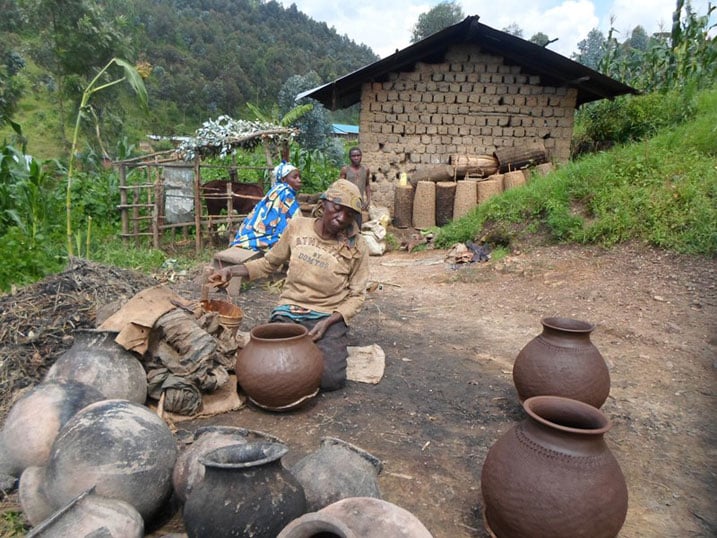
(297, 15, 638, 110)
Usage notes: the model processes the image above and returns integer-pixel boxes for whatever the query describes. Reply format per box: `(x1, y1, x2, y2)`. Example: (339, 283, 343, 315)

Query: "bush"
(572, 89, 698, 156)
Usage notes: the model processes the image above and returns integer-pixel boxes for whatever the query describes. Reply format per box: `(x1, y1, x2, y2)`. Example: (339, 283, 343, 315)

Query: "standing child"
(339, 147, 371, 211)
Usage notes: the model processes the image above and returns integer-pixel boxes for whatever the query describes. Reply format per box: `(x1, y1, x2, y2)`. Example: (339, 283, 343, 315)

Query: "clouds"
(280, 1, 713, 59)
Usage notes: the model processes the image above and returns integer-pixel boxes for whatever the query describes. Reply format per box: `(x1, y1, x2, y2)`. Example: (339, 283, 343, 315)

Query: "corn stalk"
(66, 58, 147, 256)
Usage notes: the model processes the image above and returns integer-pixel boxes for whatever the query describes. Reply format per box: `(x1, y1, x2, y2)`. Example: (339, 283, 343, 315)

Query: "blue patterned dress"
(230, 182, 300, 251)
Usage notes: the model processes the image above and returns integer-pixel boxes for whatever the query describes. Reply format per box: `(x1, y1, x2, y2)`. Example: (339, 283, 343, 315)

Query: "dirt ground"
(2, 240, 715, 537)
(154, 240, 715, 537)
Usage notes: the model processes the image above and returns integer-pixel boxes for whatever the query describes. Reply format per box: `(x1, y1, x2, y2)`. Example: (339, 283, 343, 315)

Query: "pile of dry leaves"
(0, 259, 158, 419)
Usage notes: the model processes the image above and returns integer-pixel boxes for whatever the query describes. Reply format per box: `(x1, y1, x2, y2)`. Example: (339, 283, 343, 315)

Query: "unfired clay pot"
(512, 316, 610, 408)
(44, 329, 148, 404)
(0, 381, 104, 477)
(18, 399, 176, 525)
(290, 437, 383, 511)
(480, 395, 628, 538)
(26, 487, 143, 538)
(235, 323, 323, 411)
(172, 426, 283, 503)
(278, 497, 434, 538)
(183, 442, 306, 538)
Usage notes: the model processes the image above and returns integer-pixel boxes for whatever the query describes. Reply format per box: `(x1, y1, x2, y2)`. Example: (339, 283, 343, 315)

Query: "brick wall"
(357, 44, 578, 208)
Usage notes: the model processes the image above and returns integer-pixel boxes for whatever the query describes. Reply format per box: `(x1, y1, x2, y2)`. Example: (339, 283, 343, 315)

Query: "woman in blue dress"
(230, 162, 302, 251)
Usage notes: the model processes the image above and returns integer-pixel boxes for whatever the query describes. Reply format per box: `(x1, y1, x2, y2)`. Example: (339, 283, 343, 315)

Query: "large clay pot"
(512, 316, 610, 408)
(0, 381, 104, 477)
(18, 399, 176, 525)
(183, 442, 306, 538)
(480, 395, 628, 538)
(278, 497, 434, 538)
(26, 487, 143, 538)
(172, 426, 283, 503)
(44, 329, 148, 404)
(290, 437, 383, 511)
(235, 323, 323, 411)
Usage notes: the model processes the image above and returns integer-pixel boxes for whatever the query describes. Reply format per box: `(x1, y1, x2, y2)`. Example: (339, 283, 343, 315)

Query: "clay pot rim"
(523, 395, 611, 435)
(319, 437, 383, 474)
(26, 486, 96, 536)
(250, 322, 308, 341)
(541, 316, 595, 333)
(249, 388, 319, 412)
(278, 511, 355, 537)
(199, 442, 288, 469)
(191, 426, 284, 445)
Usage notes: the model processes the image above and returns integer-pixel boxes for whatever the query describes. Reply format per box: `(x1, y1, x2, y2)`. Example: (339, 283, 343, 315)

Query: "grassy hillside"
(436, 89, 717, 256)
(1, 0, 378, 161)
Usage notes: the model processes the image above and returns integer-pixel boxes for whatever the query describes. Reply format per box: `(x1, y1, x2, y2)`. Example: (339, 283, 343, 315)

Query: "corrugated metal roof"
(298, 16, 638, 109)
(332, 124, 359, 135)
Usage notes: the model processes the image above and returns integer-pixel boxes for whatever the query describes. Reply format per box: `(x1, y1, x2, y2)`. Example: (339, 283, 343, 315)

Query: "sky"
(277, 0, 714, 59)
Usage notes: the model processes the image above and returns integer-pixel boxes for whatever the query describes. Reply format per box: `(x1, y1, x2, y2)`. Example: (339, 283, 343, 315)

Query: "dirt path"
(2, 242, 714, 536)
(159, 241, 716, 537)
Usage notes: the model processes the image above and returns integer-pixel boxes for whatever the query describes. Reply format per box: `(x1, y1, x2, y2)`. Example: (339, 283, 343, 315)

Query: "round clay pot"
(0, 381, 105, 477)
(290, 437, 383, 511)
(236, 323, 323, 411)
(19, 465, 54, 526)
(512, 316, 610, 408)
(278, 497, 434, 538)
(480, 395, 628, 538)
(172, 426, 283, 503)
(19, 399, 177, 525)
(44, 329, 148, 404)
(183, 442, 306, 538)
(26, 487, 143, 538)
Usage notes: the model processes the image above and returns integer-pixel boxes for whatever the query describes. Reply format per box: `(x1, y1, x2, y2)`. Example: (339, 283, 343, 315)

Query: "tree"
(530, 32, 555, 47)
(502, 23, 524, 38)
(411, 1, 464, 43)
(22, 0, 131, 143)
(573, 28, 607, 69)
(278, 72, 332, 152)
(625, 26, 649, 52)
(0, 50, 25, 126)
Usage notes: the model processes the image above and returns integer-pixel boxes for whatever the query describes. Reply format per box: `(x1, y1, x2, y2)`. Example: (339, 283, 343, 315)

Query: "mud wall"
(357, 44, 578, 209)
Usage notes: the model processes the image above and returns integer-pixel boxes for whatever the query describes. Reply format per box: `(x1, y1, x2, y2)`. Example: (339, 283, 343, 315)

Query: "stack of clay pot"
(43, 329, 148, 404)
(0, 328, 176, 536)
(174, 428, 434, 538)
(19, 399, 176, 530)
(479, 316, 628, 537)
(0, 381, 105, 483)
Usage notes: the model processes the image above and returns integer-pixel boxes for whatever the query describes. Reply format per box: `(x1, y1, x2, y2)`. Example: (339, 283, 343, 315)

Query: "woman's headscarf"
(271, 162, 298, 186)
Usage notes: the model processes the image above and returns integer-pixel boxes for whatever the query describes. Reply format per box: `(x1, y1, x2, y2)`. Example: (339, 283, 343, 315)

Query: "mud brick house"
(299, 16, 637, 209)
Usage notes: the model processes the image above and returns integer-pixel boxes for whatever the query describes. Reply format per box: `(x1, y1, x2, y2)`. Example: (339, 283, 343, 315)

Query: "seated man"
(209, 179, 368, 390)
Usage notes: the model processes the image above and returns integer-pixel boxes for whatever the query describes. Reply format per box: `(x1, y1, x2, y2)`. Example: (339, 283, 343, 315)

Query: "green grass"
(436, 89, 717, 256)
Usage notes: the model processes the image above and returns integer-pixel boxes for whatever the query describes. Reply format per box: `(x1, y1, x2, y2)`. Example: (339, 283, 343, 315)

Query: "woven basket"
(534, 162, 554, 176)
(435, 182, 456, 226)
(453, 181, 478, 219)
(201, 299, 243, 335)
(477, 176, 503, 204)
(503, 170, 526, 191)
(412, 181, 436, 229)
(393, 184, 414, 229)
(451, 154, 499, 178)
